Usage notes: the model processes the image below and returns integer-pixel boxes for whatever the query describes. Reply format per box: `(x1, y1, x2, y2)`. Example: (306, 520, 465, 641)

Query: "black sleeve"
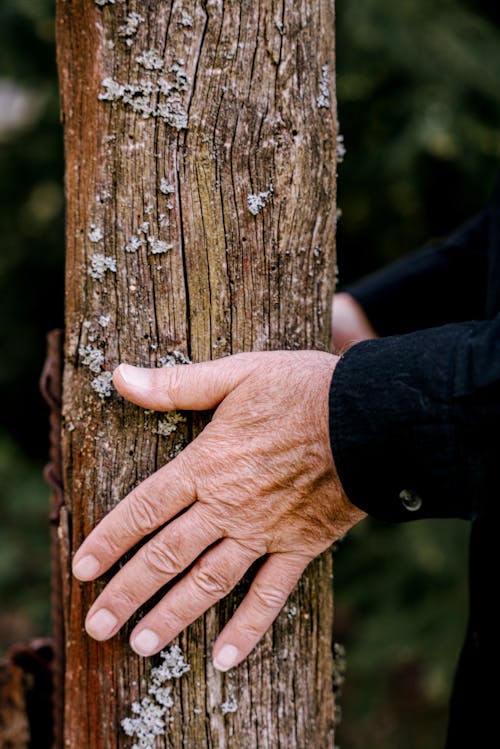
(329, 316, 499, 522)
(345, 210, 490, 336)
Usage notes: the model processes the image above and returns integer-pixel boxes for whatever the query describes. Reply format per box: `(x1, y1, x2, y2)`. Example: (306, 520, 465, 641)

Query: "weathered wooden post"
(56, 0, 338, 746)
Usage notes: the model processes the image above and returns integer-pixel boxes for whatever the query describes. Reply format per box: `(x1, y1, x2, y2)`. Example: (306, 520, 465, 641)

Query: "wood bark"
(0, 662, 29, 749)
(0, 639, 54, 749)
(56, 1, 338, 746)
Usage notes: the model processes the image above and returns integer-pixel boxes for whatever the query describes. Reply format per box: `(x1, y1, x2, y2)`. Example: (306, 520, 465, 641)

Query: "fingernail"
(132, 629, 161, 656)
(86, 609, 118, 640)
(73, 554, 100, 581)
(213, 644, 239, 672)
(118, 364, 151, 389)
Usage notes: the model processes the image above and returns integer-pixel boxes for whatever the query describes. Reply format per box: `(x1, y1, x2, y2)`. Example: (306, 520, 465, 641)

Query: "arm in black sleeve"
(346, 210, 491, 336)
(329, 315, 499, 522)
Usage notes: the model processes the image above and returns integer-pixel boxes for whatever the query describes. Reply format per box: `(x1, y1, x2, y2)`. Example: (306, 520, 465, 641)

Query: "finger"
(112, 352, 258, 411)
(84, 502, 220, 642)
(212, 552, 309, 671)
(129, 539, 261, 656)
(72, 451, 196, 581)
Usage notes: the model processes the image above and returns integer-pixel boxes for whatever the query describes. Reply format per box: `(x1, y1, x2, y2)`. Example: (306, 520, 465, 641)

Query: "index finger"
(72, 450, 196, 581)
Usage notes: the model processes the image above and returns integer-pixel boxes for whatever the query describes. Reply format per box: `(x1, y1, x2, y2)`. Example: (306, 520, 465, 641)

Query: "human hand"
(331, 292, 377, 353)
(72, 351, 365, 671)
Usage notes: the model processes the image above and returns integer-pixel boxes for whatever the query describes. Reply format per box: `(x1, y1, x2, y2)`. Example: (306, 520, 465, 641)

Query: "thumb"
(112, 353, 256, 411)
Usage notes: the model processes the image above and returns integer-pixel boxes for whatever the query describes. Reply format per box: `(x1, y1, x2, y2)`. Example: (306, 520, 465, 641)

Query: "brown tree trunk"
(56, 1, 338, 746)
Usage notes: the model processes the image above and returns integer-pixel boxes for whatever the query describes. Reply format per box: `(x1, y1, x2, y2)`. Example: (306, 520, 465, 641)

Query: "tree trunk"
(56, 1, 338, 746)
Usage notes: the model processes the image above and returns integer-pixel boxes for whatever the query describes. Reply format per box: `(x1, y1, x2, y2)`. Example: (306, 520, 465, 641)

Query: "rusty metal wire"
(39, 329, 64, 749)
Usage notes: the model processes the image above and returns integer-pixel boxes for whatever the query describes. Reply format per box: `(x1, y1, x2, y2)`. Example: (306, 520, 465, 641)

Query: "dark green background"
(1, 2, 498, 747)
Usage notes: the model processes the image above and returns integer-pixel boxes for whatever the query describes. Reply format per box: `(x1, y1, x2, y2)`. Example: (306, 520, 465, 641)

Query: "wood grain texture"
(57, 0, 338, 746)
(0, 663, 29, 749)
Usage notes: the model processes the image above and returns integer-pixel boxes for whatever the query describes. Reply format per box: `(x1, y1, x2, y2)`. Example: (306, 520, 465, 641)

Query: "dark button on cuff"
(399, 488, 423, 512)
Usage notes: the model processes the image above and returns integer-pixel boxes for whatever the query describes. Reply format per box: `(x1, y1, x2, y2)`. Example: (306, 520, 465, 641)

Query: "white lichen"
(158, 350, 191, 367)
(155, 100, 188, 130)
(159, 178, 175, 195)
(95, 189, 112, 203)
(333, 641, 347, 692)
(247, 183, 274, 215)
(91, 371, 114, 399)
(67, 421, 75, 432)
(99, 62, 190, 130)
(148, 238, 173, 255)
(122, 697, 166, 748)
(82, 320, 97, 342)
(118, 12, 144, 42)
(99, 78, 153, 112)
(98, 78, 127, 101)
(179, 11, 193, 27)
(286, 604, 297, 619)
(149, 685, 173, 708)
(98, 314, 111, 328)
(78, 345, 105, 373)
(136, 49, 165, 71)
(151, 645, 190, 682)
(121, 646, 190, 747)
(221, 697, 238, 714)
(168, 61, 189, 91)
(125, 235, 145, 253)
(221, 685, 238, 715)
(88, 253, 116, 281)
(88, 225, 104, 243)
(95, 0, 115, 5)
(317, 64, 330, 109)
(139, 221, 150, 234)
(336, 134, 346, 163)
(156, 412, 186, 437)
(169, 441, 186, 459)
(212, 337, 228, 351)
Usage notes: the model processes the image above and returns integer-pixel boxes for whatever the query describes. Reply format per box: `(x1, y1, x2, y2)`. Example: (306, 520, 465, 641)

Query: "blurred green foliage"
(336, 0, 500, 281)
(0, 0, 64, 460)
(0, 1, 498, 747)
(0, 0, 62, 651)
(0, 431, 51, 646)
(334, 519, 469, 749)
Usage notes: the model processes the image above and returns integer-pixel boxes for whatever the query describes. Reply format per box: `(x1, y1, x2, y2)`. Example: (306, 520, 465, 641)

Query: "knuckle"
(125, 487, 159, 536)
(237, 618, 263, 640)
(162, 365, 185, 408)
(107, 585, 141, 614)
(253, 583, 287, 611)
(141, 541, 182, 579)
(155, 605, 185, 633)
(192, 560, 231, 599)
(94, 528, 122, 559)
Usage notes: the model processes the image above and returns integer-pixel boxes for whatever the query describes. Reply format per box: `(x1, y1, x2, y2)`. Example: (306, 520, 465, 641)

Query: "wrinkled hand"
(72, 351, 365, 671)
(331, 292, 377, 353)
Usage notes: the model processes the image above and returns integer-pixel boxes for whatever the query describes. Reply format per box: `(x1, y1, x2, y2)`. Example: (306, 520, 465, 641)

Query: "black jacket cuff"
(329, 326, 479, 523)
